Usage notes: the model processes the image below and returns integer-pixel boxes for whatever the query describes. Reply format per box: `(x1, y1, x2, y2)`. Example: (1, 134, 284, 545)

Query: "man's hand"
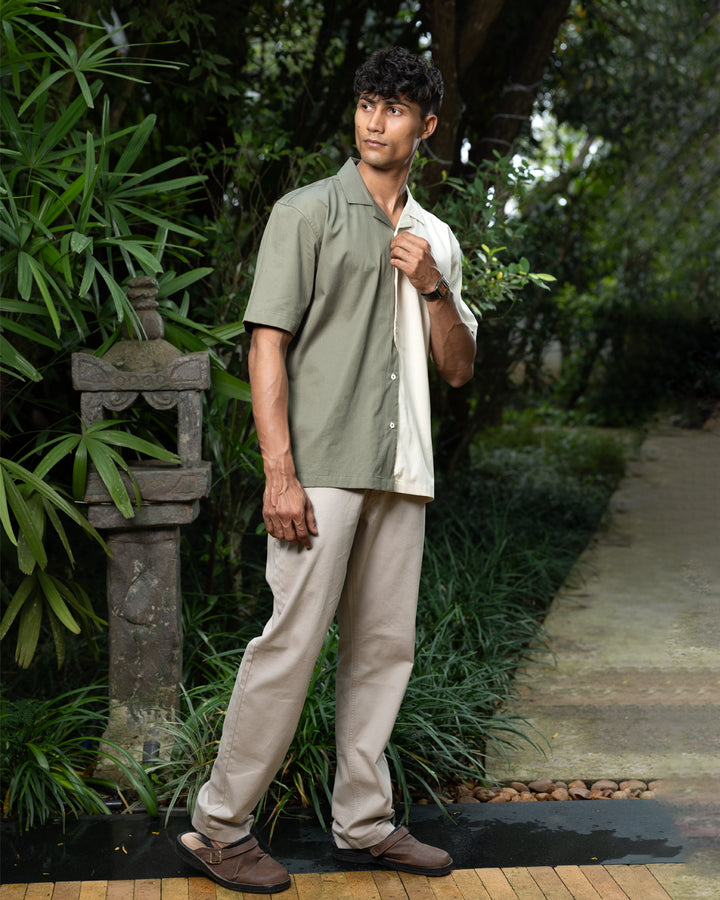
(263, 472, 318, 549)
(390, 233, 441, 294)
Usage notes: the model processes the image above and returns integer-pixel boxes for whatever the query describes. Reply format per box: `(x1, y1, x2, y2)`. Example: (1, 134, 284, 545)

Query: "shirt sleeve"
(243, 199, 320, 335)
(448, 231, 478, 340)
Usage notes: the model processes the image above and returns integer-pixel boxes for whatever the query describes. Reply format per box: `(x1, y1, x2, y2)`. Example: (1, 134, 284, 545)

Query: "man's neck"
(356, 160, 411, 227)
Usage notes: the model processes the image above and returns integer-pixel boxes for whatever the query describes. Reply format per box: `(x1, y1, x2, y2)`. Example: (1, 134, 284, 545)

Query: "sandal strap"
(370, 826, 409, 858)
(195, 836, 260, 866)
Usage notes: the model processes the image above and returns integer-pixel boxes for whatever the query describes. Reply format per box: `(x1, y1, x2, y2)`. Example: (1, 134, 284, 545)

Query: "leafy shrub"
(464, 421, 627, 543)
(0, 686, 158, 831)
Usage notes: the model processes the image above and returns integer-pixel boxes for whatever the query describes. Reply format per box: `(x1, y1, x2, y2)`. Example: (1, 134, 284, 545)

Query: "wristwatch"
(421, 275, 450, 301)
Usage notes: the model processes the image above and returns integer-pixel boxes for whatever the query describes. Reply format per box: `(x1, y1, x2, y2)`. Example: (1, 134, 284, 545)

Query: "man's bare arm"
(248, 325, 318, 548)
(390, 232, 475, 387)
(424, 292, 476, 387)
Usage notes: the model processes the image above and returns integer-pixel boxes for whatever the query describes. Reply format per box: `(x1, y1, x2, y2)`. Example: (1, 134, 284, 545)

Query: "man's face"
(354, 93, 437, 172)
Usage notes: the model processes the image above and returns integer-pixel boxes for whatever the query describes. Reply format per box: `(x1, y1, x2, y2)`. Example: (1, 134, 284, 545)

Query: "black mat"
(1, 802, 685, 883)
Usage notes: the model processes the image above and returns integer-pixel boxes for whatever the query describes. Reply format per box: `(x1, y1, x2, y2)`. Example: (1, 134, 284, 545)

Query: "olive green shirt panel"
(243, 161, 401, 491)
(245, 204, 317, 336)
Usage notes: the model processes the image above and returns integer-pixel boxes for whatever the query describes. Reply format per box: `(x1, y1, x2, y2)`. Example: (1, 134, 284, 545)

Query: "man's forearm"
(427, 292, 476, 387)
(248, 327, 296, 478)
(248, 326, 317, 547)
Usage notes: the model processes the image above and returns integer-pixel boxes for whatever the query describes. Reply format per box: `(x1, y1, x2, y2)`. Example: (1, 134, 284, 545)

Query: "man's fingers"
(263, 512, 285, 543)
(305, 498, 319, 536)
(391, 233, 429, 252)
(289, 515, 312, 549)
(391, 235, 431, 266)
(265, 512, 314, 549)
(262, 480, 316, 548)
(390, 234, 439, 293)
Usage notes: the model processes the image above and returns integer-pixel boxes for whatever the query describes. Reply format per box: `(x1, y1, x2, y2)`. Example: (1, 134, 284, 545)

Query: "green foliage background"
(515, 0, 720, 424)
(1, 0, 717, 828)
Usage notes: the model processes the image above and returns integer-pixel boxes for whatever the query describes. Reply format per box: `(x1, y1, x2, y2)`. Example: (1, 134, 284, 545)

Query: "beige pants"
(192, 487, 426, 849)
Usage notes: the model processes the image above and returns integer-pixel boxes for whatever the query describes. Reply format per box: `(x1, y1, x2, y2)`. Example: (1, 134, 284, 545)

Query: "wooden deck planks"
(368, 870, 412, 900)
(473, 868, 520, 898)
(502, 866, 547, 899)
(22, 888, 54, 900)
(293, 872, 325, 899)
(416, 874, 460, 900)
(105, 884, 134, 900)
(344, 871, 382, 900)
(130, 881, 161, 900)
(320, 872, 357, 900)
(578, 867, 631, 900)
(213, 886, 251, 900)
(77, 885, 108, 900)
(449, 868, 492, 899)
(158, 877, 188, 899)
(0, 866, 683, 899)
(395, 873, 435, 900)
(527, 866, 576, 899)
(184, 878, 215, 900)
(602, 865, 673, 899)
(0, 888, 27, 900)
(553, 866, 604, 900)
(42, 885, 79, 900)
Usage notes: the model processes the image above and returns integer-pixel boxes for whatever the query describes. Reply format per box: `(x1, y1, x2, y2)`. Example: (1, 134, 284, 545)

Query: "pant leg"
(192, 487, 365, 842)
(332, 491, 426, 849)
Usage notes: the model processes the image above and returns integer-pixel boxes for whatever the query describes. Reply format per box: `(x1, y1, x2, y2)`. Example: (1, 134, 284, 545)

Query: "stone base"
(95, 704, 174, 785)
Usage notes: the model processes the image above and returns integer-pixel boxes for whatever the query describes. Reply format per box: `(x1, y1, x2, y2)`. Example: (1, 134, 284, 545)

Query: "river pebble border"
(437, 778, 661, 804)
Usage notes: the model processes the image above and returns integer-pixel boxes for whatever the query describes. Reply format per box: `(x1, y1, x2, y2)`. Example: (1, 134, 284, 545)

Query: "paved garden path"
(485, 417, 720, 899)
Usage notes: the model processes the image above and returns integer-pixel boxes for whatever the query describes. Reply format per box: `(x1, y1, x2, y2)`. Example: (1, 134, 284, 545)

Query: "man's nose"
(367, 108, 384, 132)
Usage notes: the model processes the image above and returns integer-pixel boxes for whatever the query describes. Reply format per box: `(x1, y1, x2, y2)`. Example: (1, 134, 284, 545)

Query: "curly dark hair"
(353, 47, 444, 118)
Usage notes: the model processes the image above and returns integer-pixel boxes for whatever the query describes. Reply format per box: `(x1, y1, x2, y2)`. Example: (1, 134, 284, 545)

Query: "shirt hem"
(299, 472, 432, 501)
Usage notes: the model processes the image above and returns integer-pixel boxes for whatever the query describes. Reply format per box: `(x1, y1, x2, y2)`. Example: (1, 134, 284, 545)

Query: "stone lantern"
(72, 276, 211, 773)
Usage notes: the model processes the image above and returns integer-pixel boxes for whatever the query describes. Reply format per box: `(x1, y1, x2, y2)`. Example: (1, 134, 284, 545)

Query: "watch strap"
(421, 275, 450, 300)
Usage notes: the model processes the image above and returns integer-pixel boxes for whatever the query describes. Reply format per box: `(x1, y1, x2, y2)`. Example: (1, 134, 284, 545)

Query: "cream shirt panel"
(392, 193, 478, 499)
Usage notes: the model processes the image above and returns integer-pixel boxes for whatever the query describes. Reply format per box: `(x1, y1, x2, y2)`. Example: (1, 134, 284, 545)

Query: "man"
(177, 46, 477, 893)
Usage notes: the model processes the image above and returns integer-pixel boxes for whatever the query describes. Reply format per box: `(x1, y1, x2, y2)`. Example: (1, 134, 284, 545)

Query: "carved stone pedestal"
(72, 277, 211, 782)
(104, 527, 183, 764)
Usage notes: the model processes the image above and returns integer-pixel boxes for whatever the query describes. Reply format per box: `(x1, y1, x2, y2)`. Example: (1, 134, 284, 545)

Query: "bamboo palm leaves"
(0, 1, 212, 667)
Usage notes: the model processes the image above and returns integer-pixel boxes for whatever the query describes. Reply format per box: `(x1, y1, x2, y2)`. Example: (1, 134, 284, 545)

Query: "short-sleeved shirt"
(243, 158, 477, 500)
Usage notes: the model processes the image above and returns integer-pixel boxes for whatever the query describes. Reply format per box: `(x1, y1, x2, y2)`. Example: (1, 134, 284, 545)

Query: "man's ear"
(420, 114, 438, 140)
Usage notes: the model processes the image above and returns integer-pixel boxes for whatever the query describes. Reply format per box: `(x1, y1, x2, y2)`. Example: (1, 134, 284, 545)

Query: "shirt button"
(389, 421, 396, 429)
(390, 372, 397, 381)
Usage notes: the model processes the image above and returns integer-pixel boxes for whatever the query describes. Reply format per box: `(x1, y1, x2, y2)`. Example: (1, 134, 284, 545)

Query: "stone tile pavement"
(486, 419, 720, 898)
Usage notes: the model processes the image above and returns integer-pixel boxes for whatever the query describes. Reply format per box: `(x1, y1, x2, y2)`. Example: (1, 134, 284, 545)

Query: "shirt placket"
(389, 219, 410, 437)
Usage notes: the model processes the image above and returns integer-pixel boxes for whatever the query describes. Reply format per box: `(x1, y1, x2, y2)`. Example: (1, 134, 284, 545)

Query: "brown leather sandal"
(176, 831, 291, 894)
(332, 825, 453, 876)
